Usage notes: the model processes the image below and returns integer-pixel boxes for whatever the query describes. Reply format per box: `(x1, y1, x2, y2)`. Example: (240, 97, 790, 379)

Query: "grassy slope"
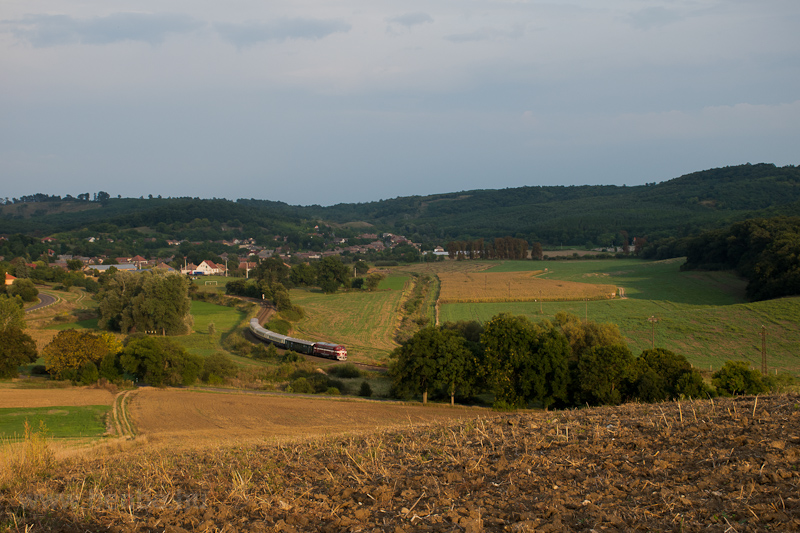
(289, 276, 409, 365)
(440, 258, 800, 375)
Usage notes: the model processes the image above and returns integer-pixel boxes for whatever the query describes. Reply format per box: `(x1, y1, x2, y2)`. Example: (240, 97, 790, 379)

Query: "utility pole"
(648, 316, 658, 349)
(761, 325, 767, 375)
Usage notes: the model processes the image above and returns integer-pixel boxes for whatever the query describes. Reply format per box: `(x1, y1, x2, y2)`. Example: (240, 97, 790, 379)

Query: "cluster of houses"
(2, 231, 429, 278)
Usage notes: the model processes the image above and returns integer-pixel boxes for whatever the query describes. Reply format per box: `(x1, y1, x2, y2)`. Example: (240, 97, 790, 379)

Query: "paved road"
(25, 292, 57, 313)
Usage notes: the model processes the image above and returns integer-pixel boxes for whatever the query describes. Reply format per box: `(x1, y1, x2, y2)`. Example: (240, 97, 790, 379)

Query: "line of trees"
(446, 237, 538, 260)
(390, 312, 784, 409)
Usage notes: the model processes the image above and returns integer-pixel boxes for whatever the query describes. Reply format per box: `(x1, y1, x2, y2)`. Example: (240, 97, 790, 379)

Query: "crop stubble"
(4, 394, 799, 532)
(128, 388, 480, 447)
(438, 271, 617, 304)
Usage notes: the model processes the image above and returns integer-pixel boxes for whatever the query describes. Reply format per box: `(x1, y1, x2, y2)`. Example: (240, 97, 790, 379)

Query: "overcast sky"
(1, 1, 798, 206)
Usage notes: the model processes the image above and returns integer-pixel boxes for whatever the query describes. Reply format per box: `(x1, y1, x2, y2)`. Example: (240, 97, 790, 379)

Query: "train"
(249, 318, 348, 361)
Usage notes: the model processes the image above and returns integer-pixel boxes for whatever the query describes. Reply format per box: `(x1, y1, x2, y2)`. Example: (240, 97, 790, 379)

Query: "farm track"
(110, 389, 137, 439)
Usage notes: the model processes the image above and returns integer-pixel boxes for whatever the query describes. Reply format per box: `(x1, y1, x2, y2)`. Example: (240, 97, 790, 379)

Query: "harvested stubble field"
(3, 395, 799, 532)
(127, 388, 483, 447)
(0, 387, 115, 408)
(438, 272, 617, 304)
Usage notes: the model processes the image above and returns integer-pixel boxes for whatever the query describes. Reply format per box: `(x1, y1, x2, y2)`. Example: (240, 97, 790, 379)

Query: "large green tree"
(577, 344, 634, 406)
(120, 336, 202, 386)
(43, 329, 118, 380)
(0, 297, 37, 378)
(481, 313, 570, 409)
(316, 256, 351, 294)
(390, 326, 474, 405)
(97, 270, 192, 335)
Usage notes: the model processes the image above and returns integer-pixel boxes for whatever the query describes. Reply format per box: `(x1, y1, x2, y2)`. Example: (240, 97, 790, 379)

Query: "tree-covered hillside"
(2, 163, 799, 249)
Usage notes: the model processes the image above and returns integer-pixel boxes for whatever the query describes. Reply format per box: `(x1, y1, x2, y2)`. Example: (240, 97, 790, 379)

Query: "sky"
(1, 1, 798, 206)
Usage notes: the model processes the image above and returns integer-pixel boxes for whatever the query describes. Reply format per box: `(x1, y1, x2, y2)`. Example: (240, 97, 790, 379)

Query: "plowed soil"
(3, 394, 799, 532)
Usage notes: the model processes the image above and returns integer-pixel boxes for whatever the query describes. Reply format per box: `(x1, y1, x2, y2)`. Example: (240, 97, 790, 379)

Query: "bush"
(282, 351, 303, 363)
(288, 377, 314, 394)
(328, 363, 361, 379)
(325, 387, 341, 395)
(358, 381, 373, 397)
(266, 319, 291, 335)
(712, 361, 768, 396)
(202, 352, 238, 383)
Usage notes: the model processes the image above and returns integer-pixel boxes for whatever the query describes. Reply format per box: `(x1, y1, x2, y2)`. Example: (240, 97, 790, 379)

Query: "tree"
(9, 278, 38, 303)
(97, 270, 192, 335)
(630, 348, 707, 402)
(0, 327, 37, 378)
(316, 256, 351, 294)
(577, 344, 634, 406)
(712, 361, 768, 396)
(365, 272, 385, 291)
(66, 259, 84, 271)
(120, 336, 202, 386)
(481, 313, 570, 409)
(354, 261, 370, 276)
(390, 327, 446, 404)
(43, 329, 117, 380)
(390, 326, 474, 405)
(289, 263, 316, 286)
(0, 296, 26, 332)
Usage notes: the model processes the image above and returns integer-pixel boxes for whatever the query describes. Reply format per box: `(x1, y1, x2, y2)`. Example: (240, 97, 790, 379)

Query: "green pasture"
(172, 301, 249, 357)
(378, 275, 408, 291)
(290, 279, 409, 364)
(0, 405, 110, 440)
(441, 259, 800, 375)
(191, 275, 229, 292)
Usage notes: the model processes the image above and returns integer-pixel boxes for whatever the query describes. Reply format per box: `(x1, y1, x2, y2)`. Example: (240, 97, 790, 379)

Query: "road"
(25, 292, 57, 313)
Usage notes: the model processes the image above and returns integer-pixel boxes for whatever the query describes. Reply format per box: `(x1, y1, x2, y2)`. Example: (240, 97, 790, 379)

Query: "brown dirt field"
(129, 388, 487, 447)
(4, 394, 799, 532)
(0, 387, 115, 408)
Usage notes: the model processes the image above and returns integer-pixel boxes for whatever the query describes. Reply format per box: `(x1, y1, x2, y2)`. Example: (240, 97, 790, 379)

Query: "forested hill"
(2, 163, 799, 246)
(289, 163, 800, 244)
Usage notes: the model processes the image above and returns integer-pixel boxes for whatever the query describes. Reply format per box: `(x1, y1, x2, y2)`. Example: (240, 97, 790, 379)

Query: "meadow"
(439, 258, 800, 375)
(0, 405, 110, 440)
(289, 275, 409, 364)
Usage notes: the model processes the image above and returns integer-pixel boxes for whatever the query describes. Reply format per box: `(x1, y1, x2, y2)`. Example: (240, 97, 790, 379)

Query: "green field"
(290, 280, 409, 364)
(0, 405, 110, 440)
(173, 301, 249, 357)
(439, 259, 800, 375)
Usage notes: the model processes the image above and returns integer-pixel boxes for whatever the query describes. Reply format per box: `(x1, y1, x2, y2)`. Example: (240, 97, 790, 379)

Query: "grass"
(0, 405, 110, 440)
(172, 301, 249, 358)
(438, 258, 800, 375)
(290, 281, 409, 364)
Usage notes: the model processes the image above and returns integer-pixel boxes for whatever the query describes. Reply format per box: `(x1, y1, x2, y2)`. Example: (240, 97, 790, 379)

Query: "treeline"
(1, 191, 111, 204)
(643, 216, 800, 301)
(445, 237, 542, 260)
(390, 313, 788, 409)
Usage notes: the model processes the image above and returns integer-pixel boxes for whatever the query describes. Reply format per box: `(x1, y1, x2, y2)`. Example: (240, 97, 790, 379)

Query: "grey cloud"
(627, 7, 683, 30)
(216, 19, 351, 47)
(0, 13, 203, 47)
(387, 13, 433, 28)
(445, 25, 524, 43)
